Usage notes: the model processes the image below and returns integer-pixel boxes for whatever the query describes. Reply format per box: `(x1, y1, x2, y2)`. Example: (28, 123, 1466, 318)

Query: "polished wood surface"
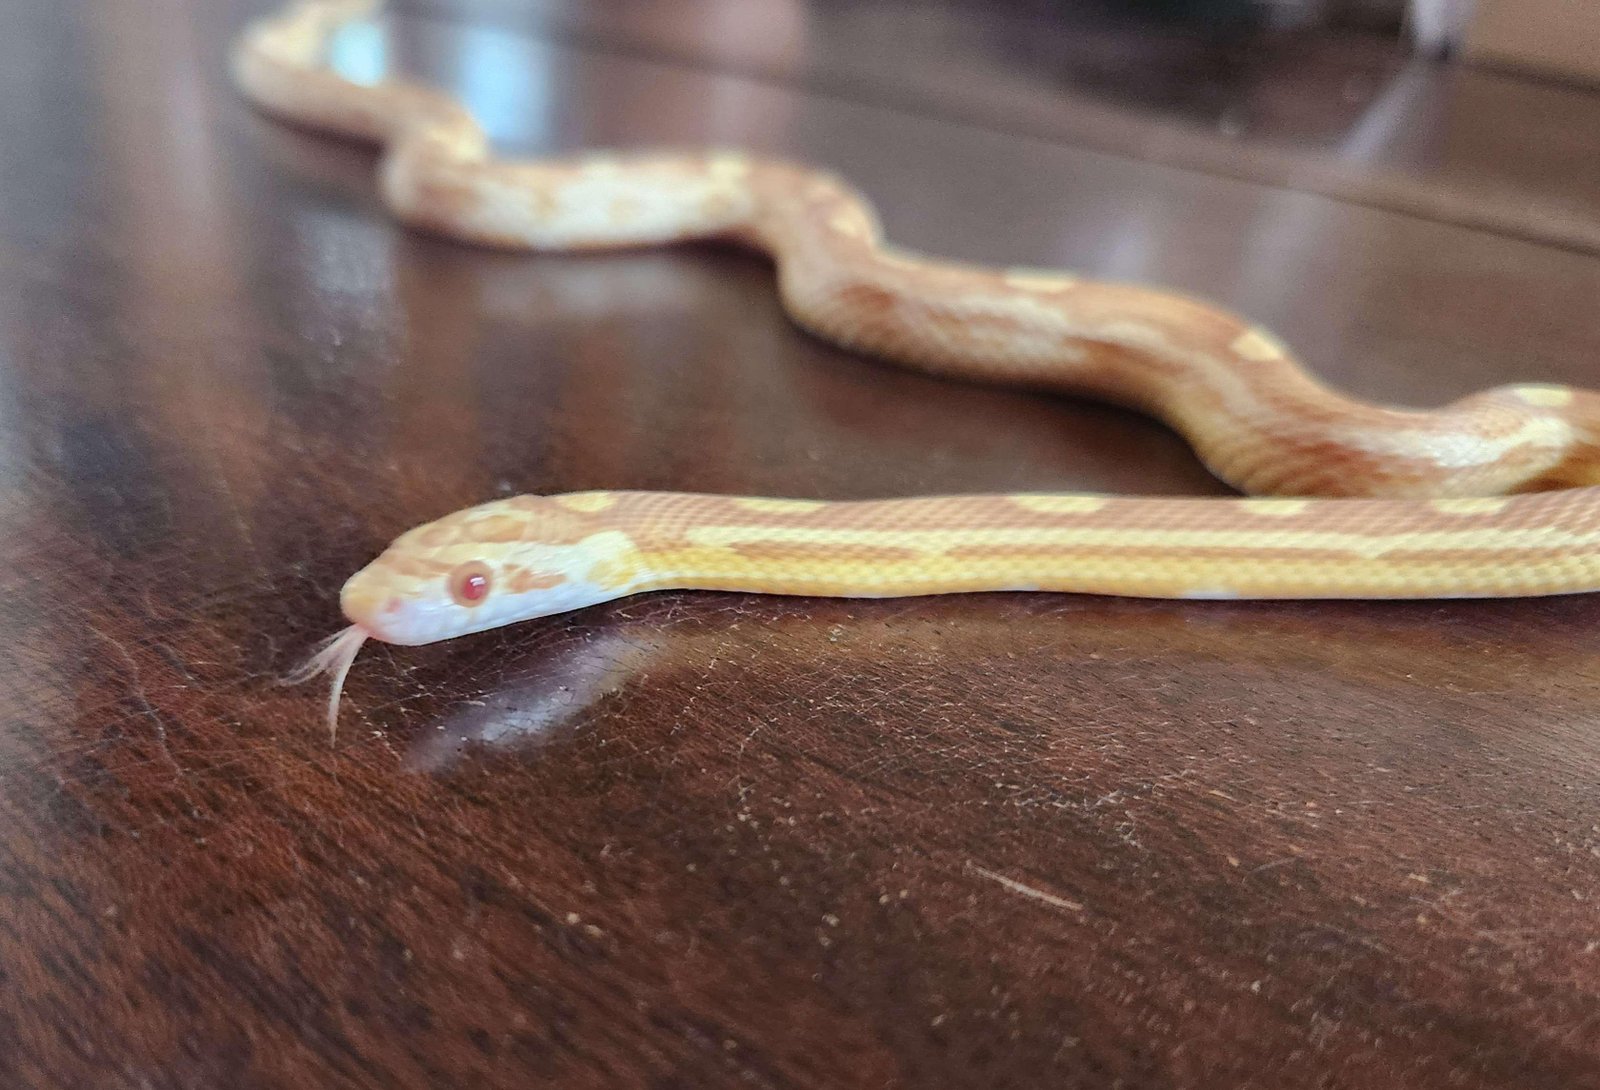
(4, 2, 1600, 1087)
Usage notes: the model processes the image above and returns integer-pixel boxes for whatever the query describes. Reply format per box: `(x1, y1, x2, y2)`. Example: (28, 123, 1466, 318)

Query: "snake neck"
(563, 488, 1600, 603)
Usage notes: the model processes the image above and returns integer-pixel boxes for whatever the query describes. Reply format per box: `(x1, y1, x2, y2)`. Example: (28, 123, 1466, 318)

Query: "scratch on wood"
(967, 862, 1084, 913)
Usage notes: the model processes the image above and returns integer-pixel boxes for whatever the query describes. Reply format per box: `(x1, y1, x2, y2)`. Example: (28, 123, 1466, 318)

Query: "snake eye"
(447, 561, 493, 607)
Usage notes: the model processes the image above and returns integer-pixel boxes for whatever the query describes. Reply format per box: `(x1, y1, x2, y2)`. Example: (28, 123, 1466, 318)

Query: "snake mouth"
(339, 571, 393, 628)
(282, 624, 371, 738)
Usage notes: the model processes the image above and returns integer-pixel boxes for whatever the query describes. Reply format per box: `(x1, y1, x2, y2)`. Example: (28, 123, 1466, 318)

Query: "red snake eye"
(448, 561, 493, 607)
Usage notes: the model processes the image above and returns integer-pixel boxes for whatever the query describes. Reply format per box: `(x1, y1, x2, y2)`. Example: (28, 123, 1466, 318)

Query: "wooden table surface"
(4, 1, 1599, 1087)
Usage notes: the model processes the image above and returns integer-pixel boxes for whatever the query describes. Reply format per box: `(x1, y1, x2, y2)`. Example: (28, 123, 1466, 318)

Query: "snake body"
(233, 2, 1600, 725)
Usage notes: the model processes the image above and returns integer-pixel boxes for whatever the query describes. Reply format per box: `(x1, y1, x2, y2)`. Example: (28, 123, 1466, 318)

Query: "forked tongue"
(282, 625, 370, 740)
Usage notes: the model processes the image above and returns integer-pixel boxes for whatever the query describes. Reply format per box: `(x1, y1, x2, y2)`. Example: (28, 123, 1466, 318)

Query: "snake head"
(338, 494, 642, 645)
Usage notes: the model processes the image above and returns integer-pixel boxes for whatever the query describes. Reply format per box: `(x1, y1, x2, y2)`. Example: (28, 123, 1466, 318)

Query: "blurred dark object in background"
(1094, 0, 1403, 34)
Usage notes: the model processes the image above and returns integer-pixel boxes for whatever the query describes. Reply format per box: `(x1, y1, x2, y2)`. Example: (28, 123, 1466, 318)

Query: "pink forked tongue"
(282, 625, 370, 739)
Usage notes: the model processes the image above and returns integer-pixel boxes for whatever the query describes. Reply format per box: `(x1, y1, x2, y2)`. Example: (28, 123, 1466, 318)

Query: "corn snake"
(233, 1, 1600, 729)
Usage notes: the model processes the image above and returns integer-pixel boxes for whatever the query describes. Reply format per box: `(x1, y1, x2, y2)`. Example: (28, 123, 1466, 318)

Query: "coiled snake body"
(235, 1, 1600, 727)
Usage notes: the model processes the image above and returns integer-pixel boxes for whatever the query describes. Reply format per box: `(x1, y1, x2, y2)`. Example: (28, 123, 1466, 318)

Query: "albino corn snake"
(232, 1, 1600, 730)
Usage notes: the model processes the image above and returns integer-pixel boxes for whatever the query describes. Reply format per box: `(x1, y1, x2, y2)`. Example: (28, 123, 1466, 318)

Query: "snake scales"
(232, 1, 1600, 728)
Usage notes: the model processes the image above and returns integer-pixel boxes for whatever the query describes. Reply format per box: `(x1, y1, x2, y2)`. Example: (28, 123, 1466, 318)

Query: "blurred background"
(356, 0, 1598, 264)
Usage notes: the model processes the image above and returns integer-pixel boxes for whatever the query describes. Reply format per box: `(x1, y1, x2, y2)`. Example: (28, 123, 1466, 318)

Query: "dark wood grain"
(2, 1, 1599, 1088)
